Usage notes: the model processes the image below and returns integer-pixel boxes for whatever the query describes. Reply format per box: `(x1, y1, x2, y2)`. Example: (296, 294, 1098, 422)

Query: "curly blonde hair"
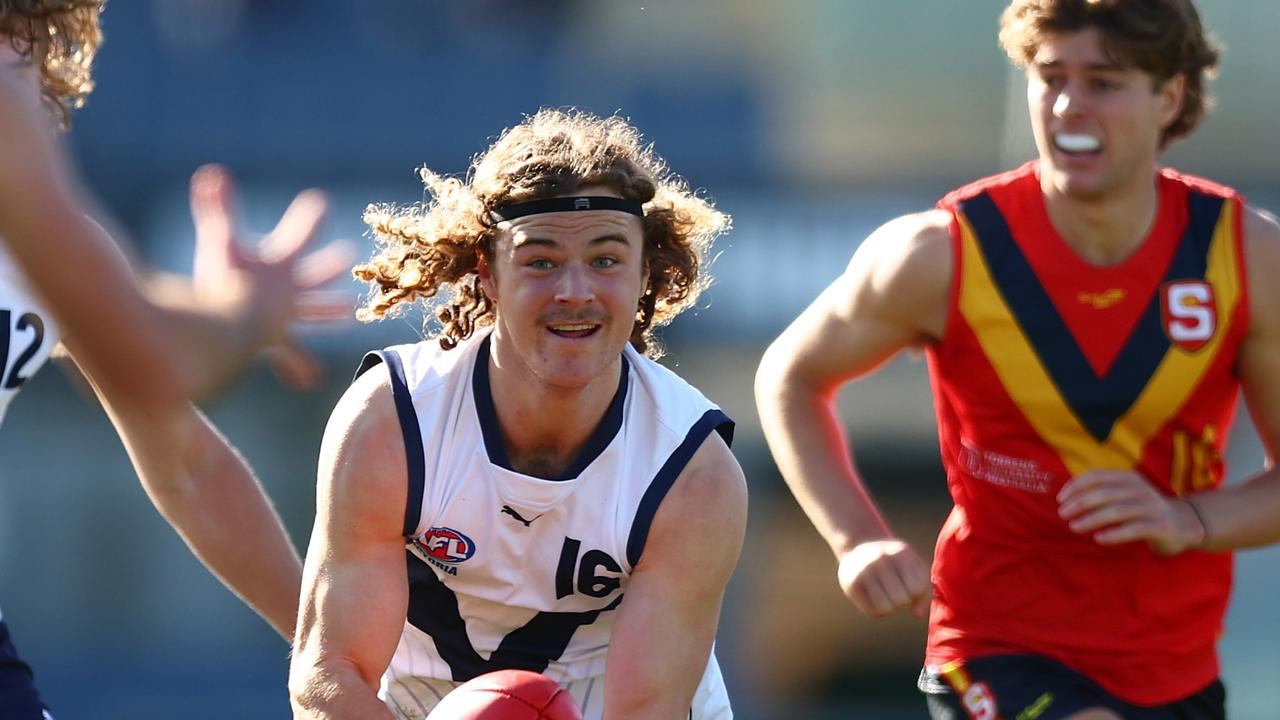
(0, 0, 103, 130)
(1000, 0, 1219, 148)
(357, 108, 731, 359)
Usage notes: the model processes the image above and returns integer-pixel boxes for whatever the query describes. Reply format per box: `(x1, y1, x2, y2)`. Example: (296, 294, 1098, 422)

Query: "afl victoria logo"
(416, 527, 476, 564)
(1161, 280, 1216, 352)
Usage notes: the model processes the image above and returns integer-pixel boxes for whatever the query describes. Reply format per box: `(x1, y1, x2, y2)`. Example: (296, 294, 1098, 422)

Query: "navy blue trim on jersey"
(405, 551, 623, 682)
(472, 334, 631, 480)
(626, 409, 735, 567)
(356, 350, 427, 538)
(562, 353, 630, 478)
(960, 191, 1219, 442)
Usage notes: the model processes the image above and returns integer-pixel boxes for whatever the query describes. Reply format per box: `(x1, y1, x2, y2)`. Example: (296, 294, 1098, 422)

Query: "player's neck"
(0, 41, 20, 64)
(0, 42, 35, 79)
(1042, 171, 1161, 267)
(0, 43, 46, 117)
(485, 350, 622, 479)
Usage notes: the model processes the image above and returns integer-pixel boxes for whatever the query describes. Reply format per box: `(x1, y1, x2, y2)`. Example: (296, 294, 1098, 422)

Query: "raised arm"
(0, 71, 349, 405)
(604, 430, 747, 719)
(289, 368, 410, 719)
(754, 210, 953, 618)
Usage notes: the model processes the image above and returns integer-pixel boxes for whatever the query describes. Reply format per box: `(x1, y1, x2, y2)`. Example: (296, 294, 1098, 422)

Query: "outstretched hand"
(188, 164, 355, 389)
(1058, 470, 1206, 555)
(837, 539, 932, 619)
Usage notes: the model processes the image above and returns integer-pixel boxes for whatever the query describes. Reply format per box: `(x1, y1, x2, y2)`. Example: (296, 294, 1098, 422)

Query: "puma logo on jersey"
(500, 505, 541, 527)
(1076, 288, 1125, 309)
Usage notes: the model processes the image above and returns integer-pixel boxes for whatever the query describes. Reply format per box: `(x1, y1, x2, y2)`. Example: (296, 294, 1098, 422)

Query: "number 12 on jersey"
(0, 309, 45, 389)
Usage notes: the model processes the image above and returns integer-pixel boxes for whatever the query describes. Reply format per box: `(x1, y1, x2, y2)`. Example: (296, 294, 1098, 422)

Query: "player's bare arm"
(75, 374, 303, 639)
(604, 430, 746, 719)
(1216, 205, 1280, 544)
(755, 210, 951, 618)
(0, 69, 350, 404)
(290, 368, 409, 719)
(0, 69, 181, 401)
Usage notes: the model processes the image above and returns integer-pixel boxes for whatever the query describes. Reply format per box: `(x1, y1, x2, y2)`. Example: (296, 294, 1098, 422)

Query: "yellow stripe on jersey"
(955, 200, 1240, 476)
(1110, 204, 1240, 463)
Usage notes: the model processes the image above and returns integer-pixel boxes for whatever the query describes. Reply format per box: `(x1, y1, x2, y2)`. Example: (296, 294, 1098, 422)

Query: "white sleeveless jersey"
(0, 241, 59, 677)
(357, 332, 735, 720)
(0, 243, 58, 428)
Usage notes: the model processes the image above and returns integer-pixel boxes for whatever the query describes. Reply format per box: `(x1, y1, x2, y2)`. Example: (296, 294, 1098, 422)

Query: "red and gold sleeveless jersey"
(924, 161, 1249, 706)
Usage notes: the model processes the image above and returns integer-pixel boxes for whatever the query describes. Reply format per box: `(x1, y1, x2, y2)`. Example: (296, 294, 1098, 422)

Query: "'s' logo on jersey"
(961, 682, 998, 720)
(415, 527, 476, 565)
(1161, 280, 1216, 352)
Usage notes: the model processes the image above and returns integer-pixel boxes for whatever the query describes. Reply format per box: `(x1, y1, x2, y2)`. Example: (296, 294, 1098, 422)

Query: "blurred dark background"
(2, 1, 1278, 717)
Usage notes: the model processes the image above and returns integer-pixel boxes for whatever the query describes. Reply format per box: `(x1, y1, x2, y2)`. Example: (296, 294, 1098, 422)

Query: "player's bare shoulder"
(674, 429, 747, 526)
(317, 365, 407, 519)
(1242, 204, 1280, 331)
(859, 208, 954, 279)
(846, 208, 954, 342)
(641, 429, 746, 578)
(1243, 204, 1280, 266)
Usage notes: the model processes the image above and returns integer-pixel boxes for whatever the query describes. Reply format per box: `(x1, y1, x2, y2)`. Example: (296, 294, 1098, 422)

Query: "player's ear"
(1156, 72, 1187, 132)
(477, 244, 497, 301)
(478, 235, 501, 299)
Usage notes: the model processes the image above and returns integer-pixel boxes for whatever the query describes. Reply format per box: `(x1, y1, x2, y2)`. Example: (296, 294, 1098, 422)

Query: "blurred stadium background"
(2, 1, 1278, 717)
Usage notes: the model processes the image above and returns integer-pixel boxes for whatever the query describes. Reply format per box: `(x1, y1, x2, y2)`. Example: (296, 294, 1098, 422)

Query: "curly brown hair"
(357, 108, 731, 359)
(999, 0, 1220, 147)
(0, 0, 102, 130)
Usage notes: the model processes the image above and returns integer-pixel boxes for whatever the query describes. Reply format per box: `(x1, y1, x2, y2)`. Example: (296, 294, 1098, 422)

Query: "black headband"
(489, 196, 645, 223)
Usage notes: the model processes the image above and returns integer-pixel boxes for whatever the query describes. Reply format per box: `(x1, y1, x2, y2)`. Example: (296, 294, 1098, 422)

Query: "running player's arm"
(0, 71, 347, 404)
(73, 368, 303, 639)
(1176, 205, 1280, 550)
(754, 210, 951, 617)
(604, 430, 746, 719)
(290, 369, 406, 719)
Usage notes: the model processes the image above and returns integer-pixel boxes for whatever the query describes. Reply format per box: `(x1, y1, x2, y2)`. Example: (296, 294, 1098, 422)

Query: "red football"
(427, 669, 584, 720)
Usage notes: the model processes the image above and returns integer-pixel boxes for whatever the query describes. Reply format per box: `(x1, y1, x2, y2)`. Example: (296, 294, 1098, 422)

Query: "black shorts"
(0, 619, 52, 719)
(919, 654, 1225, 720)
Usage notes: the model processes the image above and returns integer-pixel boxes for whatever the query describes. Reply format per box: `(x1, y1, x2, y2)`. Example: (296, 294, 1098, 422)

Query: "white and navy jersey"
(0, 244, 59, 717)
(0, 243, 58, 428)
(356, 331, 735, 720)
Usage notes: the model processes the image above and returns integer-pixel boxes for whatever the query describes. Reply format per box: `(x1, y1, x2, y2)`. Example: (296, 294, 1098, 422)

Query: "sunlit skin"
(0, 44, 40, 106)
(1027, 29, 1186, 264)
(477, 189, 648, 470)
